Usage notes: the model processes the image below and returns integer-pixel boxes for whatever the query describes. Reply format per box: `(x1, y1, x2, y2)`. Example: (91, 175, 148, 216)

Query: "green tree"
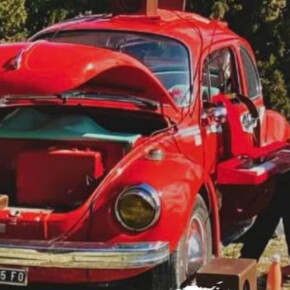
(187, 0, 290, 120)
(25, 0, 109, 37)
(0, 0, 27, 42)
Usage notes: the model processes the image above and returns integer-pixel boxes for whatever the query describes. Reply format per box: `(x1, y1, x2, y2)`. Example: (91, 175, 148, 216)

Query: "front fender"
(89, 153, 206, 252)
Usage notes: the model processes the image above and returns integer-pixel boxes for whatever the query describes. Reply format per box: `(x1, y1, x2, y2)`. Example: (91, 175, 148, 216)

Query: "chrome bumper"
(0, 240, 169, 269)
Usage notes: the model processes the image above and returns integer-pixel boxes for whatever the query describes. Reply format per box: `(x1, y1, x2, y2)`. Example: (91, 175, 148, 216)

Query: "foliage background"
(1, 0, 290, 119)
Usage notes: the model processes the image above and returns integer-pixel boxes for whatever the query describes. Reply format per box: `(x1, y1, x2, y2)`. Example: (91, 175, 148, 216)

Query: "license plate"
(0, 267, 28, 286)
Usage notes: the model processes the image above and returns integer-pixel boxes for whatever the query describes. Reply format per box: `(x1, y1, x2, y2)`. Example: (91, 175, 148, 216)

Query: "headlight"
(115, 184, 161, 232)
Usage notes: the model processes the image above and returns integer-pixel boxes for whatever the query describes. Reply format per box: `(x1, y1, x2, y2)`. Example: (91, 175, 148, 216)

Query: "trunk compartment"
(0, 138, 123, 211)
(0, 104, 168, 240)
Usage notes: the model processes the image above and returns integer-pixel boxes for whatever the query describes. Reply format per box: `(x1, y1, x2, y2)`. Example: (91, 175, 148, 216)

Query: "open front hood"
(0, 41, 179, 112)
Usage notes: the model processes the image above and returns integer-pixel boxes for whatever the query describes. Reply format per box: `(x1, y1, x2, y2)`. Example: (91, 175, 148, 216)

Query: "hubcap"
(185, 214, 207, 276)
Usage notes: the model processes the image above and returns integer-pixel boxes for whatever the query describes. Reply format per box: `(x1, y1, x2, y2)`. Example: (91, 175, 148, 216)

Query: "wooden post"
(146, 0, 159, 16)
(159, 0, 186, 11)
(111, 0, 159, 16)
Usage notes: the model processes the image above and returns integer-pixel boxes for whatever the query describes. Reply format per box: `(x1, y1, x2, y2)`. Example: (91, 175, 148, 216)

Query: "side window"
(202, 48, 240, 102)
(240, 47, 261, 99)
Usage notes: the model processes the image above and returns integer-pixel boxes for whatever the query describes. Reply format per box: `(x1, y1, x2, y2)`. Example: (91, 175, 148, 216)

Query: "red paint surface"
(0, 42, 179, 112)
(0, 5, 288, 286)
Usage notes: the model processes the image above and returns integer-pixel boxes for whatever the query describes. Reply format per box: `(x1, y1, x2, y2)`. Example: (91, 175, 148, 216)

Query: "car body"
(0, 0, 289, 289)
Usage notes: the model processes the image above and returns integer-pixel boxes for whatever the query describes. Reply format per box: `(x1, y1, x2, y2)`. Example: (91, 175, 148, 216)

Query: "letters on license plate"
(0, 267, 28, 286)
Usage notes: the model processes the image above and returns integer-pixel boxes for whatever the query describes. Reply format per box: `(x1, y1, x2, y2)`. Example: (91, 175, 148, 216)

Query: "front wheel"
(140, 194, 212, 290)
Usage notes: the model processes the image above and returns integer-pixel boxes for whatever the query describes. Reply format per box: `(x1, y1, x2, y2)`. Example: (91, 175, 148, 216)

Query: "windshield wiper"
(2, 95, 59, 101)
(60, 92, 158, 110)
(113, 94, 158, 110)
(3, 92, 158, 110)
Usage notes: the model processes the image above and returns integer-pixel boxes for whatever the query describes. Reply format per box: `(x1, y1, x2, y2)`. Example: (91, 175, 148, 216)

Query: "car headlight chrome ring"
(115, 183, 161, 232)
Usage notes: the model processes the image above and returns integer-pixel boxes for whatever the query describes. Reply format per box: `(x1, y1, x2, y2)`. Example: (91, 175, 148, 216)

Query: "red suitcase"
(17, 149, 104, 208)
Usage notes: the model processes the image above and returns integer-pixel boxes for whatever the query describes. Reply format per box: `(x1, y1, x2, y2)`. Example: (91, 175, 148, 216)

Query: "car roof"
(33, 9, 239, 55)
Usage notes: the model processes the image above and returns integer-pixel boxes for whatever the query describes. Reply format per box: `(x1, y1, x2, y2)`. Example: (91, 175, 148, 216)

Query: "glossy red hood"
(0, 41, 179, 111)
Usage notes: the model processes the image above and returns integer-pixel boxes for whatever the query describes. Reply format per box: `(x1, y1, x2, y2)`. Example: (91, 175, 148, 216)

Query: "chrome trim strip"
(206, 124, 223, 135)
(0, 240, 169, 269)
(179, 125, 201, 137)
(178, 126, 203, 146)
(258, 106, 266, 122)
(13, 41, 42, 70)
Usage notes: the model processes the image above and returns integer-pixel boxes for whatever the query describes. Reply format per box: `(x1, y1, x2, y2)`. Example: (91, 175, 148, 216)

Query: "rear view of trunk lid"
(0, 41, 179, 112)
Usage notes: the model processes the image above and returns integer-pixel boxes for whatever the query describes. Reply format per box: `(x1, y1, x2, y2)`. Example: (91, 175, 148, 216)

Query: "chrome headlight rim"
(115, 183, 161, 232)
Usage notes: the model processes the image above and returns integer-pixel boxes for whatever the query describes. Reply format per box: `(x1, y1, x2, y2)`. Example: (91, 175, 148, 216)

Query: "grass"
(222, 235, 290, 290)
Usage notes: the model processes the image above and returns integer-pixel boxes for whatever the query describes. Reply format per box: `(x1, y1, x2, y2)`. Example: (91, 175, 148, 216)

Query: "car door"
(201, 45, 243, 173)
(218, 45, 272, 229)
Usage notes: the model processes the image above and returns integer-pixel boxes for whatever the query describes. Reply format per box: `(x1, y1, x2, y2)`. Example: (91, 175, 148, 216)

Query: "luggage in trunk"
(17, 149, 104, 208)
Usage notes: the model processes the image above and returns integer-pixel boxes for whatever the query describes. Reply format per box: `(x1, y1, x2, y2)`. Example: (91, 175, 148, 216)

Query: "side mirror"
(213, 106, 227, 124)
(202, 105, 227, 124)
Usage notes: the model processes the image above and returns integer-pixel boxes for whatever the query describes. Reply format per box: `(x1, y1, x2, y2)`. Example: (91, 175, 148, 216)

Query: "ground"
(223, 235, 290, 290)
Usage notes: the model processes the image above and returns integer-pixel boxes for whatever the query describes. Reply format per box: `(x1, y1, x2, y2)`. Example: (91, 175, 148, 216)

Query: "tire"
(139, 194, 212, 290)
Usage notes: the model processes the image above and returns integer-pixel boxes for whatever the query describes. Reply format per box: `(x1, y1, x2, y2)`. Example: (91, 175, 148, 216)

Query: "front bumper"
(0, 240, 169, 269)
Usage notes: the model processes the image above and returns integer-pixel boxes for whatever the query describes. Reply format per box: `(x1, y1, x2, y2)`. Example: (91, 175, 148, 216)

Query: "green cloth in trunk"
(0, 108, 140, 144)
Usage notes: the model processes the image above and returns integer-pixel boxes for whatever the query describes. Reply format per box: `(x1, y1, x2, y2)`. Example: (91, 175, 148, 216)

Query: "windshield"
(38, 31, 191, 106)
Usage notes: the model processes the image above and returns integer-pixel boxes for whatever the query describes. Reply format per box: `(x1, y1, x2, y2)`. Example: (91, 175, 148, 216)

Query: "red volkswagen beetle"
(0, 0, 289, 289)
